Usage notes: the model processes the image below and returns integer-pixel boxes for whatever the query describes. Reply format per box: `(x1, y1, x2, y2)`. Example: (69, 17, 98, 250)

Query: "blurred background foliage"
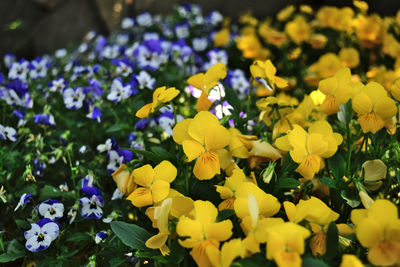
(1, 0, 400, 59)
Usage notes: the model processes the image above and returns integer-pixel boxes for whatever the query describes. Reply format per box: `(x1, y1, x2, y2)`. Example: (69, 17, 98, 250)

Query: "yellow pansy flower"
(136, 86, 180, 118)
(275, 121, 343, 180)
(285, 15, 311, 44)
(354, 14, 384, 47)
(176, 200, 233, 267)
(187, 63, 227, 112)
(111, 164, 137, 196)
(309, 53, 343, 79)
(213, 28, 230, 47)
(351, 199, 400, 266)
(205, 238, 246, 267)
(215, 169, 248, 210)
(126, 161, 177, 207)
(277, 5, 295, 21)
(173, 111, 231, 180)
(265, 222, 311, 267)
(339, 48, 360, 68)
(317, 68, 361, 115)
(390, 78, 400, 101)
(339, 254, 364, 267)
(352, 82, 397, 134)
(250, 60, 288, 92)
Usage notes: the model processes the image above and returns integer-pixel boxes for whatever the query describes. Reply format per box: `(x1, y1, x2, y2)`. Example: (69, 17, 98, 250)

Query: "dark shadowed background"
(1, 0, 399, 59)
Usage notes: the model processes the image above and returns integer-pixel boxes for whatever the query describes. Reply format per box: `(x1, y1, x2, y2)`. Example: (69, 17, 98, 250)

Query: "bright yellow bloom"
(258, 23, 287, 48)
(173, 111, 231, 180)
(285, 15, 311, 44)
(309, 34, 328, 49)
(390, 78, 400, 101)
(176, 200, 233, 267)
(275, 121, 343, 180)
(205, 239, 246, 267)
(277, 5, 295, 21)
(111, 164, 137, 196)
(351, 199, 400, 266)
(316, 7, 354, 33)
(235, 34, 268, 60)
(317, 68, 361, 115)
(265, 222, 311, 267)
(339, 48, 360, 68)
(361, 159, 387, 191)
(136, 86, 180, 118)
(383, 34, 400, 58)
(215, 169, 248, 210)
(126, 161, 177, 207)
(145, 198, 173, 255)
(339, 254, 364, 267)
(354, 14, 384, 47)
(187, 63, 227, 112)
(352, 82, 397, 134)
(309, 53, 343, 79)
(214, 28, 230, 47)
(250, 60, 288, 92)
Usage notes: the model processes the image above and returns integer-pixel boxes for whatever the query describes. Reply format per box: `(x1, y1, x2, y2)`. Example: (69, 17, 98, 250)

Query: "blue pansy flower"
(14, 193, 32, 211)
(38, 199, 64, 220)
(80, 178, 104, 219)
(24, 218, 59, 252)
(0, 124, 17, 142)
(95, 231, 108, 244)
(34, 114, 56, 126)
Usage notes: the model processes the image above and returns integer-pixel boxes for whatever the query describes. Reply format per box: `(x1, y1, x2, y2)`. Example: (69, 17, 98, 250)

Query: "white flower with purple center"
(106, 150, 123, 173)
(95, 231, 108, 244)
(135, 71, 155, 90)
(115, 61, 132, 77)
(14, 193, 32, 211)
(107, 78, 131, 102)
(192, 37, 208, 52)
(136, 12, 152, 26)
(80, 186, 104, 220)
(24, 218, 59, 252)
(8, 60, 30, 81)
(175, 23, 190, 39)
(121, 17, 134, 29)
(204, 49, 228, 70)
(0, 124, 17, 142)
(29, 58, 48, 79)
(63, 87, 85, 109)
(214, 101, 234, 119)
(227, 69, 250, 98)
(101, 45, 119, 59)
(38, 199, 64, 220)
(49, 78, 66, 92)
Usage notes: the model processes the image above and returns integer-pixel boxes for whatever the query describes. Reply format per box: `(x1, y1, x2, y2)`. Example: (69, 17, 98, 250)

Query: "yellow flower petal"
(176, 217, 204, 248)
(146, 232, 170, 249)
(216, 186, 234, 199)
(193, 151, 221, 180)
(374, 97, 397, 119)
(136, 103, 152, 118)
(204, 62, 227, 91)
(171, 196, 194, 218)
(183, 140, 205, 162)
(350, 209, 368, 225)
(127, 187, 153, 207)
(356, 218, 383, 248)
(188, 111, 219, 144)
(204, 220, 233, 241)
(368, 199, 399, 226)
(205, 124, 231, 151)
(296, 155, 322, 180)
(339, 254, 364, 267)
(173, 119, 193, 144)
(318, 77, 337, 96)
(367, 241, 400, 267)
(362, 159, 387, 182)
(249, 140, 282, 161)
(154, 160, 177, 183)
(196, 92, 213, 111)
(274, 251, 302, 267)
(158, 87, 180, 103)
(194, 200, 218, 224)
(220, 239, 246, 267)
(307, 133, 328, 156)
(132, 164, 154, 187)
(358, 113, 385, 134)
(352, 93, 372, 115)
(188, 73, 205, 91)
(151, 180, 170, 203)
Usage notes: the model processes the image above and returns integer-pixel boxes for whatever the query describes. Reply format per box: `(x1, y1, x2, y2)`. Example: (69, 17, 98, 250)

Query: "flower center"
(37, 233, 44, 242)
(49, 208, 55, 215)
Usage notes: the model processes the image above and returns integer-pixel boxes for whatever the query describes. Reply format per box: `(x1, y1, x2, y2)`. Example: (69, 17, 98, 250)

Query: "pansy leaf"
(224, 85, 242, 111)
(302, 257, 330, 267)
(0, 240, 25, 263)
(319, 177, 337, 189)
(110, 221, 151, 250)
(325, 222, 339, 260)
(327, 152, 345, 180)
(340, 189, 360, 208)
(276, 178, 300, 189)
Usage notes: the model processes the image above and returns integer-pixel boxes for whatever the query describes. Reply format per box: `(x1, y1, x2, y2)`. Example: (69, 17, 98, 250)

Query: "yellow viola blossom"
(126, 161, 177, 207)
(173, 111, 231, 180)
(285, 15, 311, 44)
(352, 82, 397, 134)
(111, 164, 136, 196)
(309, 53, 343, 79)
(283, 197, 350, 256)
(309, 34, 328, 49)
(390, 78, 400, 101)
(250, 59, 288, 93)
(205, 238, 246, 267)
(215, 169, 248, 210)
(187, 63, 227, 112)
(317, 68, 361, 115)
(214, 28, 230, 47)
(275, 121, 343, 180)
(176, 200, 233, 267)
(277, 5, 295, 21)
(136, 86, 180, 118)
(339, 48, 360, 68)
(354, 14, 384, 47)
(145, 198, 173, 255)
(235, 34, 268, 60)
(258, 23, 287, 48)
(339, 254, 365, 267)
(265, 222, 311, 267)
(351, 199, 400, 266)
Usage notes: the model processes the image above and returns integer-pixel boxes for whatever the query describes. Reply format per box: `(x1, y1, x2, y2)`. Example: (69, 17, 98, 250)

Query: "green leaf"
(15, 219, 31, 230)
(110, 221, 152, 250)
(277, 178, 300, 189)
(106, 123, 131, 133)
(233, 254, 272, 267)
(0, 240, 25, 263)
(302, 257, 329, 267)
(39, 185, 75, 202)
(224, 86, 242, 111)
(151, 146, 174, 160)
(217, 209, 235, 221)
(325, 222, 338, 260)
(167, 240, 185, 265)
(341, 189, 360, 208)
(127, 149, 163, 163)
(65, 232, 92, 243)
(327, 152, 345, 180)
(319, 177, 337, 189)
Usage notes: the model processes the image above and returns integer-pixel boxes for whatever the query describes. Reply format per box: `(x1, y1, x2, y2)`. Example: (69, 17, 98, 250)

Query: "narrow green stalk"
(346, 121, 352, 174)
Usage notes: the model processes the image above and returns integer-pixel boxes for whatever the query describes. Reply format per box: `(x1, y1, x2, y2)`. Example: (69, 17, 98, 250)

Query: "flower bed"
(1, 2, 400, 267)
